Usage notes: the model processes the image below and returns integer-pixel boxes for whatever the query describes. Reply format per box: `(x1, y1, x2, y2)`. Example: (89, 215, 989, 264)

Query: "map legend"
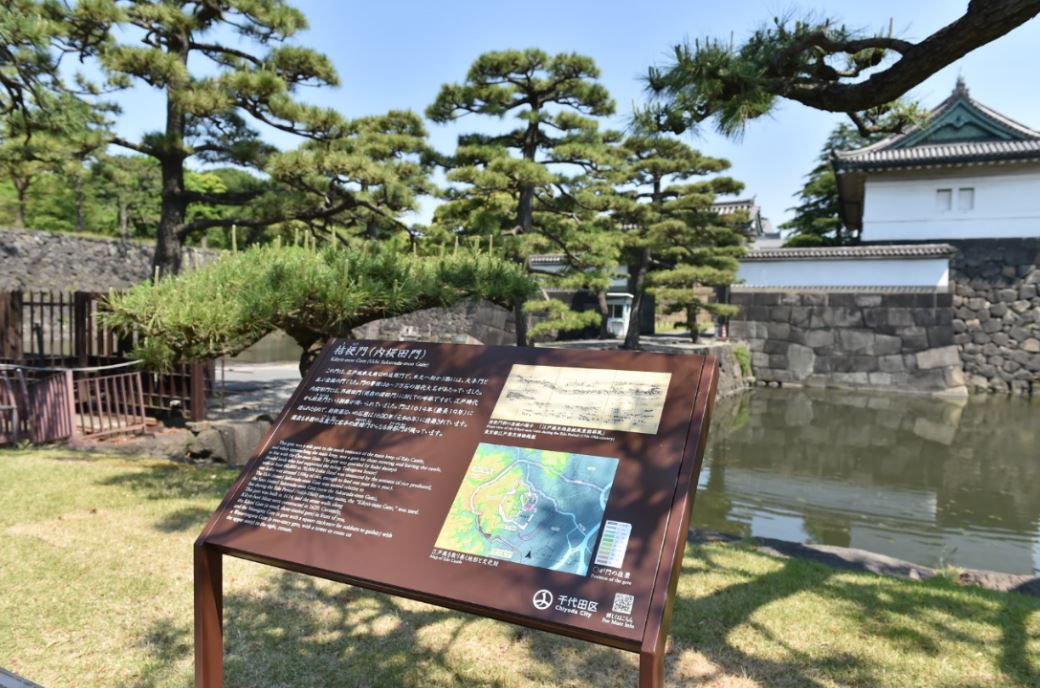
(594, 521, 632, 569)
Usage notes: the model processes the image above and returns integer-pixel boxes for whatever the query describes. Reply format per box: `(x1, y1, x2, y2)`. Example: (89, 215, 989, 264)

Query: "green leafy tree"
(610, 134, 744, 349)
(782, 100, 922, 246)
(648, 197, 747, 342)
(643, 3, 1039, 137)
(83, 0, 417, 275)
(90, 154, 162, 239)
(427, 48, 618, 346)
(103, 243, 535, 373)
(0, 93, 109, 228)
(0, 0, 110, 121)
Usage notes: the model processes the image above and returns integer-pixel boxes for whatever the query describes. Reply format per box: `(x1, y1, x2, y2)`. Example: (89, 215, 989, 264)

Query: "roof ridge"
(836, 82, 1039, 161)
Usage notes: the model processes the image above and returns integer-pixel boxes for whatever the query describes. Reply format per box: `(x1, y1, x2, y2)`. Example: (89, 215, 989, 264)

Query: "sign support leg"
(638, 643, 663, 688)
(194, 543, 223, 688)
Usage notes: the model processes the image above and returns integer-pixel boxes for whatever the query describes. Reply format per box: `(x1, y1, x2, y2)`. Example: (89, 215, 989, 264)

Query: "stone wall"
(730, 291, 965, 394)
(351, 297, 516, 346)
(0, 227, 212, 291)
(949, 239, 1040, 395)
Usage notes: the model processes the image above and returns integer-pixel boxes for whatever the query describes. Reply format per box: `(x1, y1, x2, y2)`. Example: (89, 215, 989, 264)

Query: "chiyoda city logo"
(532, 589, 554, 610)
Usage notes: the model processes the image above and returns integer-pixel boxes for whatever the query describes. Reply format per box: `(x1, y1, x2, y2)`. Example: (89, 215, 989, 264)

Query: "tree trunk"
(510, 117, 541, 348)
(152, 68, 189, 278)
(154, 155, 186, 277)
(74, 175, 84, 232)
(596, 289, 610, 339)
(513, 300, 529, 348)
(11, 175, 28, 229)
(622, 246, 651, 350)
(118, 200, 130, 240)
(687, 305, 700, 343)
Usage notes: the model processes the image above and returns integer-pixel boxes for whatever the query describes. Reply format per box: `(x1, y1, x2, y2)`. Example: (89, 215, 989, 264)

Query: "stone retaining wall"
(949, 239, 1040, 395)
(730, 291, 965, 393)
(351, 297, 516, 346)
(0, 227, 212, 291)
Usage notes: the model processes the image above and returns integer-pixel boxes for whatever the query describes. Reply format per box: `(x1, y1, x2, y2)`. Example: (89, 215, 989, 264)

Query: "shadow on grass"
(672, 543, 1040, 687)
(153, 506, 216, 532)
(122, 542, 1040, 687)
(97, 462, 238, 503)
(124, 570, 635, 688)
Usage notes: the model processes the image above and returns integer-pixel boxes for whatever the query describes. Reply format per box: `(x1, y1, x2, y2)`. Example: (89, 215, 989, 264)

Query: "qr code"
(612, 593, 634, 615)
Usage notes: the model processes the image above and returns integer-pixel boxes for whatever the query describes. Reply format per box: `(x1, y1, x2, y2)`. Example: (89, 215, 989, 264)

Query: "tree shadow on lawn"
(124, 570, 636, 688)
(97, 461, 238, 503)
(672, 544, 1040, 687)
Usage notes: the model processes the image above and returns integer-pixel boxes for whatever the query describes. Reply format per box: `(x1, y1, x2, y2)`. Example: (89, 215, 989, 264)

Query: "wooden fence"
(0, 290, 210, 422)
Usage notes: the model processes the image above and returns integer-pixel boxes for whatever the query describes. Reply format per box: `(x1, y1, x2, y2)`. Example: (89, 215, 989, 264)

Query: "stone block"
(982, 318, 1004, 334)
(838, 328, 875, 353)
(874, 334, 903, 355)
(1012, 299, 1032, 314)
(831, 372, 870, 386)
(945, 365, 966, 388)
(967, 297, 987, 311)
(809, 307, 832, 329)
(1011, 326, 1033, 342)
(926, 325, 954, 348)
(764, 339, 789, 354)
(867, 372, 897, 387)
(803, 329, 835, 349)
(832, 307, 864, 327)
(785, 343, 815, 380)
(916, 345, 961, 370)
(729, 321, 750, 339)
(886, 309, 916, 327)
(752, 351, 770, 369)
(788, 306, 812, 327)
(998, 288, 1019, 303)
(913, 308, 942, 327)
(952, 318, 967, 333)
(879, 354, 905, 373)
(769, 354, 789, 369)
(953, 333, 971, 345)
(854, 294, 883, 307)
(767, 322, 791, 340)
(861, 309, 886, 328)
(1023, 338, 1040, 353)
(1020, 284, 1038, 300)
(990, 303, 1008, 317)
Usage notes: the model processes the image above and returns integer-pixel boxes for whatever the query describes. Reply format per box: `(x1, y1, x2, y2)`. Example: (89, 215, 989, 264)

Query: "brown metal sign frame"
(194, 340, 719, 688)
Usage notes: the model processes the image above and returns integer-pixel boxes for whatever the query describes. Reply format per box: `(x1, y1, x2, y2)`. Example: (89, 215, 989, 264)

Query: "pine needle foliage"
(102, 244, 535, 369)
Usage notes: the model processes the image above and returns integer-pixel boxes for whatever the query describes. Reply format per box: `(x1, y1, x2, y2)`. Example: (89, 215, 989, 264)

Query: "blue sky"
(96, 0, 1040, 227)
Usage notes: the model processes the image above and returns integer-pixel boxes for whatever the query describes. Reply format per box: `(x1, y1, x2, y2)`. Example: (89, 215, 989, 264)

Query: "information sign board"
(195, 340, 718, 687)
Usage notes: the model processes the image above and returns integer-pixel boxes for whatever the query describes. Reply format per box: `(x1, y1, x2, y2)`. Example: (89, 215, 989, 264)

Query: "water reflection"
(697, 388, 1040, 575)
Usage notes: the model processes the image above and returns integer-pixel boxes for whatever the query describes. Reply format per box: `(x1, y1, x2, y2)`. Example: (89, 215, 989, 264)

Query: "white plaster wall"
(737, 257, 949, 289)
(862, 168, 1040, 241)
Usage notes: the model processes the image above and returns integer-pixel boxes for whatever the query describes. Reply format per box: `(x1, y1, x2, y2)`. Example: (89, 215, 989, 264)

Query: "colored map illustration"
(434, 443, 619, 575)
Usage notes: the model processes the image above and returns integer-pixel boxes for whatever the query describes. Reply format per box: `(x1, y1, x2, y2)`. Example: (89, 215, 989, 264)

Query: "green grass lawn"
(1, 449, 1038, 688)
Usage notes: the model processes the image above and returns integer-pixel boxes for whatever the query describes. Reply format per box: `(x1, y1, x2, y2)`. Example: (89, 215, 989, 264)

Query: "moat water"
(697, 388, 1040, 575)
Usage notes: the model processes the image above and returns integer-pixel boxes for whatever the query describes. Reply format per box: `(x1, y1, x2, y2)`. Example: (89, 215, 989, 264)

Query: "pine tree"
(80, 0, 426, 275)
(610, 134, 744, 349)
(782, 101, 922, 246)
(427, 48, 617, 345)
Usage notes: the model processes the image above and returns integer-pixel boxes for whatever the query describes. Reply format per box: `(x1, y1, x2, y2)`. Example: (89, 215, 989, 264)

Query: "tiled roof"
(834, 139, 1040, 169)
(835, 80, 1040, 171)
(742, 243, 957, 262)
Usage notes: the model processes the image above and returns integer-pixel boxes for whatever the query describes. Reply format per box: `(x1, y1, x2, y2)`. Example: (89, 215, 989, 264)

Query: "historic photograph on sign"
(434, 442, 619, 575)
(489, 364, 671, 434)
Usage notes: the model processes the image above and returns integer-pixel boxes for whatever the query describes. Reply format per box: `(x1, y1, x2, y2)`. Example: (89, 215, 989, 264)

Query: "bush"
(103, 243, 535, 369)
